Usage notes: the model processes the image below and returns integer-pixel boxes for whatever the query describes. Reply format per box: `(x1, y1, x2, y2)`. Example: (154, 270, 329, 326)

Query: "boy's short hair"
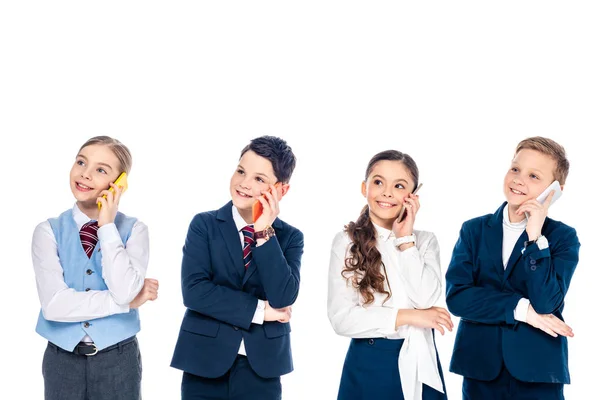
(515, 136, 570, 184)
(240, 136, 297, 183)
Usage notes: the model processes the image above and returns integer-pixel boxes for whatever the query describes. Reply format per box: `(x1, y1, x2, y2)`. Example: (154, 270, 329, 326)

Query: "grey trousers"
(42, 337, 142, 400)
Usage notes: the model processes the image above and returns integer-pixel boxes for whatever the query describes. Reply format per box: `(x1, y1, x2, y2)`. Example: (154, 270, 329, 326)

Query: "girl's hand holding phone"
(393, 192, 421, 239)
(253, 183, 283, 232)
(97, 182, 124, 227)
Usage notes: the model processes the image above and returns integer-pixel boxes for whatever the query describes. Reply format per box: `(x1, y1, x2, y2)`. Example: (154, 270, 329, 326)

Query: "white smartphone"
(536, 180, 562, 206)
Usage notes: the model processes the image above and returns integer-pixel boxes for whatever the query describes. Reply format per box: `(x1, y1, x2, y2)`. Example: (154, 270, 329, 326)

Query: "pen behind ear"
(397, 183, 423, 223)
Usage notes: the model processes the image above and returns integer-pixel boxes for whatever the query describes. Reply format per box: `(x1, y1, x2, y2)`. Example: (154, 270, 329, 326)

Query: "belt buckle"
(85, 344, 98, 356)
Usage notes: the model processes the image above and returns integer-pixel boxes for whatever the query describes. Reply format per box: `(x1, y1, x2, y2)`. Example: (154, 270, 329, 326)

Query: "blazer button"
(368, 339, 374, 345)
(86, 269, 93, 275)
(83, 322, 90, 328)
(531, 265, 537, 271)
(85, 288, 91, 292)
(530, 259, 536, 265)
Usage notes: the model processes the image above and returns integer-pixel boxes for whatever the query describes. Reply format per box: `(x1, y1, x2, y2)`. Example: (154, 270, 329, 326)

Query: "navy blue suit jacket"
(171, 202, 304, 379)
(446, 203, 580, 384)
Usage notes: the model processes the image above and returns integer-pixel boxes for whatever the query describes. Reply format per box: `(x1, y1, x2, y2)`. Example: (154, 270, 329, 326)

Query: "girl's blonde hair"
(79, 136, 132, 174)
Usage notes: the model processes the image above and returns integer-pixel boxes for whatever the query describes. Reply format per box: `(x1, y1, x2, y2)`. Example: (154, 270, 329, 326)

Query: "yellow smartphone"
(97, 172, 128, 210)
(396, 183, 423, 223)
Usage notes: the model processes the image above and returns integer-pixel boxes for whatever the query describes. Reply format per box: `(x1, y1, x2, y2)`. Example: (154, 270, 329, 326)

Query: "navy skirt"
(337, 337, 447, 400)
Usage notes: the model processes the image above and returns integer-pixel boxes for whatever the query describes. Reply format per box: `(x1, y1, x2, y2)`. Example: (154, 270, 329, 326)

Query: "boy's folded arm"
(99, 221, 149, 305)
(181, 215, 258, 330)
(252, 230, 303, 309)
(445, 225, 522, 325)
(523, 227, 580, 314)
(32, 222, 129, 322)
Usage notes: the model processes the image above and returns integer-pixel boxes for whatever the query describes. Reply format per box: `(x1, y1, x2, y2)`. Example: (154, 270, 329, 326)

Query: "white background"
(1, 1, 598, 399)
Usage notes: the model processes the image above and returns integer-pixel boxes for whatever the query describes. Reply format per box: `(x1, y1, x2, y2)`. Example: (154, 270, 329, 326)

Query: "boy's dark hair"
(240, 136, 297, 183)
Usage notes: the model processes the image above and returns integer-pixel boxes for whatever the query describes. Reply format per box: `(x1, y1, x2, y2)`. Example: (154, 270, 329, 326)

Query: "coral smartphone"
(97, 172, 128, 210)
(536, 180, 562, 206)
(252, 183, 282, 223)
(396, 183, 423, 223)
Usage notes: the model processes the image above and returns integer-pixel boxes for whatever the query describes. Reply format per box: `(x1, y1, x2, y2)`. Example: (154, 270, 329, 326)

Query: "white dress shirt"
(328, 223, 445, 400)
(502, 205, 532, 322)
(231, 206, 266, 356)
(32, 204, 149, 343)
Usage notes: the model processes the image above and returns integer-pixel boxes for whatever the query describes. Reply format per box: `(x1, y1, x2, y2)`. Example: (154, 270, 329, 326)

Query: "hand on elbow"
(264, 300, 292, 323)
(129, 278, 159, 309)
(525, 304, 573, 338)
(397, 307, 454, 336)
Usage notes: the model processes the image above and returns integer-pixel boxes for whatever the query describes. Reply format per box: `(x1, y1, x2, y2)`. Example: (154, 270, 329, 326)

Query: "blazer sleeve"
(181, 214, 258, 330)
(521, 224, 580, 314)
(251, 227, 303, 308)
(446, 222, 523, 325)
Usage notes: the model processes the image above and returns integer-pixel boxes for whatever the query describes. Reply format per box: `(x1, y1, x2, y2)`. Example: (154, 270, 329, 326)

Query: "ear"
(279, 183, 290, 200)
(361, 181, 367, 198)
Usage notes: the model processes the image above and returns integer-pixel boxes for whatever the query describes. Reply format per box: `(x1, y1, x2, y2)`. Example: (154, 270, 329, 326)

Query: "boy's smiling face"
(230, 150, 278, 214)
(504, 148, 557, 207)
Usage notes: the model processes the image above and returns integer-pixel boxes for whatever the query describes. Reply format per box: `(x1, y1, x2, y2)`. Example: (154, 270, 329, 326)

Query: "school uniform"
(328, 224, 447, 400)
(170, 201, 304, 400)
(446, 203, 580, 400)
(32, 204, 149, 400)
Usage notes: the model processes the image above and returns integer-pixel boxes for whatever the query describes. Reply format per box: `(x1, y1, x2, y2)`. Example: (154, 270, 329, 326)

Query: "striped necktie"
(80, 221, 99, 258)
(241, 225, 255, 269)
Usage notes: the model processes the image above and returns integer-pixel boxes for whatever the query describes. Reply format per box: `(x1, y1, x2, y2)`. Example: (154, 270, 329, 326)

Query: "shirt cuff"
(514, 298, 530, 322)
(97, 223, 122, 244)
(252, 299, 266, 325)
(109, 299, 130, 315)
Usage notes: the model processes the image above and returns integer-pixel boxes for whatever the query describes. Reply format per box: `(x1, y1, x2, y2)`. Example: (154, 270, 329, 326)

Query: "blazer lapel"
(242, 217, 284, 286)
(216, 202, 245, 279)
(485, 204, 506, 280)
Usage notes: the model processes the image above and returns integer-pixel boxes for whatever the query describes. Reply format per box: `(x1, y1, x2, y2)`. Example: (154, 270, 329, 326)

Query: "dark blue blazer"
(446, 203, 580, 384)
(171, 201, 304, 379)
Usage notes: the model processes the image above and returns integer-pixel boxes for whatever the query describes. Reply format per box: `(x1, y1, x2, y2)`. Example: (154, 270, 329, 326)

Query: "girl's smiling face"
(70, 144, 122, 208)
(362, 160, 415, 230)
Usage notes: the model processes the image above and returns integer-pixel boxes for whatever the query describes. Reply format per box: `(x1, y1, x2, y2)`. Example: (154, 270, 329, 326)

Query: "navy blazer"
(446, 203, 580, 384)
(171, 202, 304, 379)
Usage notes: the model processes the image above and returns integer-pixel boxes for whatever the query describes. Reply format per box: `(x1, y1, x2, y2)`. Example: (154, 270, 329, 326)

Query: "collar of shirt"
(72, 203, 95, 230)
(231, 205, 251, 232)
(502, 204, 527, 232)
(372, 222, 396, 242)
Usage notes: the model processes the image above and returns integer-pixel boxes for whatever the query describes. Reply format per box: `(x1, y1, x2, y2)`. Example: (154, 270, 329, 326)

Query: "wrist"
(527, 229, 542, 241)
(398, 243, 415, 251)
(254, 226, 275, 242)
(395, 309, 413, 329)
(394, 233, 416, 249)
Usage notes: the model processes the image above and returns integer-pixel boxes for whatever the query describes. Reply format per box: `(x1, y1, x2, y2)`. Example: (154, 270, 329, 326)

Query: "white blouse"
(327, 223, 445, 400)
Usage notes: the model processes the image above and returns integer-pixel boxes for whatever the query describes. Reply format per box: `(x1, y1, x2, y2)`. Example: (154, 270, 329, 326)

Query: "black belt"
(51, 336, 136, 356)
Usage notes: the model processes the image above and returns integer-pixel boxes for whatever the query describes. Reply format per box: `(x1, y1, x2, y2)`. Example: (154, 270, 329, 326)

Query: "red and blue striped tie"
(80, 221, 99, 258)
(242, 225, 254, 269)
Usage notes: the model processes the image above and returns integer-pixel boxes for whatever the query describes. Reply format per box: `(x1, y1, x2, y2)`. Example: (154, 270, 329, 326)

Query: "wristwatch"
(523, 235, 549, 251)
(393, 234, 416, 248)
(254, 226, 276, 241)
